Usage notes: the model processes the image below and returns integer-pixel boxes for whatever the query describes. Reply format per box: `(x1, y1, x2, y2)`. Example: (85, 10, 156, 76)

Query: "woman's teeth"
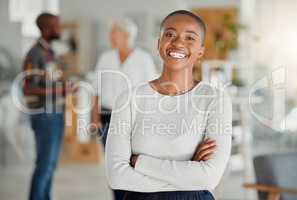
(169, 52, 186, 59)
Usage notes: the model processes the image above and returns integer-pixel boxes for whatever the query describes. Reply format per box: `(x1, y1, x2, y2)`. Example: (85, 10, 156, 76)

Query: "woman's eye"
(186, 36, 195, 41)
(165, 32, 174, 37)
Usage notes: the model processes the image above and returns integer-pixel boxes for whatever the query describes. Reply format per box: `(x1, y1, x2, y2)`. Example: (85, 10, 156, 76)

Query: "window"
(9, 0, 59, 37)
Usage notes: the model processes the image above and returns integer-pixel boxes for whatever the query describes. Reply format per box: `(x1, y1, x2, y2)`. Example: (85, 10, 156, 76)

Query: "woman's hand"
(130, 139, 215, 168)
(192, 138, 216, 161)
(130, 155, 139, 168)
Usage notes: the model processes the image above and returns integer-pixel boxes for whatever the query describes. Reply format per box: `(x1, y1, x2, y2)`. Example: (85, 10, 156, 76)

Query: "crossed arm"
(105, 90, 232, 192)
(131, 138, 217, 167)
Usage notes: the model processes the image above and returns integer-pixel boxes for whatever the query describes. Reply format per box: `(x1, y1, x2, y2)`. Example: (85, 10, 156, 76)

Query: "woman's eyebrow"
(165, 27, 199, 37)
(185, 30, 199, 36)
(164, 27, 176, 31)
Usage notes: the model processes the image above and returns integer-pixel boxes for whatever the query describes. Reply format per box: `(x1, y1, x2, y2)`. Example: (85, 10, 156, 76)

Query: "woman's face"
(158, 15, 205, 71)
(110, 24, 129, 49)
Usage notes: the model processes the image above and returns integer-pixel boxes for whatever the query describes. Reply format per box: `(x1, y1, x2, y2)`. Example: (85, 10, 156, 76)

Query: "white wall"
(253, 0, 297, 104)
(186, 0, 239, 8)
(0, 0, 22, 59)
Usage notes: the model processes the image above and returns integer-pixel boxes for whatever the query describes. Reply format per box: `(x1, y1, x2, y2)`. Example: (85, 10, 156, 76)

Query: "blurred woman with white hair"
(91, 17, 157, 200)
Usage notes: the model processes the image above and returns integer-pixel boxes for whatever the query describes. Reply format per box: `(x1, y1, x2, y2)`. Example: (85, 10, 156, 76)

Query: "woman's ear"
(197, 46, 205, 59)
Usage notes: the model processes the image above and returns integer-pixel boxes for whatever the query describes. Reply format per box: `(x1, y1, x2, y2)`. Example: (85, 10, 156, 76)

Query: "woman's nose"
(171, 36, 184, 47)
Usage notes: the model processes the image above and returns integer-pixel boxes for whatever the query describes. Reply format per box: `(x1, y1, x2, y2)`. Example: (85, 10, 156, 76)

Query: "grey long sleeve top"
(105, 81, 232, 192)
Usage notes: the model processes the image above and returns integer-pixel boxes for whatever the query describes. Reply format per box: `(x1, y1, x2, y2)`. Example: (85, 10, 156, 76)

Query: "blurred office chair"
(243, 152, 297, 200)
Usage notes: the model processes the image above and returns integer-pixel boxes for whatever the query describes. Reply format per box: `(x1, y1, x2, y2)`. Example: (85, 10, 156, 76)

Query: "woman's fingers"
(192, 143, 216, 161)
(192, 146, 216, 161)
(195, 140, 216, 155)
(191, 139, 217, 161)
(192, 140, 213, 159)
(200, 154, 212, 161)
(197, 145, 216, 160)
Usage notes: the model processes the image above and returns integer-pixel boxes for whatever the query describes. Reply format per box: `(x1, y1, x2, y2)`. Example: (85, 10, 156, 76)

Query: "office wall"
(0, 0, 22, 59)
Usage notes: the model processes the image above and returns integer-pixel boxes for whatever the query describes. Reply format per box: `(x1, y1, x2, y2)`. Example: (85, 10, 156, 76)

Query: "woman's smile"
(167, 48, 188, 59)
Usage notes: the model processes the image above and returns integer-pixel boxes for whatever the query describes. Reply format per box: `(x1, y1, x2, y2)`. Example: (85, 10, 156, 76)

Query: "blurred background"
(1, 0, 297, 200)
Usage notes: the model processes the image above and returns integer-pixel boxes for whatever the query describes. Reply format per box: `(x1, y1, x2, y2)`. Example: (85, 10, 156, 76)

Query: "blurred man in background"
(23, 12, 66, 200)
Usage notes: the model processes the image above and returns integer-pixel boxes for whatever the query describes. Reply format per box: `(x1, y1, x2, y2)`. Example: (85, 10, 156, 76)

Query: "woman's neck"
(118, 47, 133, 64)
(158, 65, 196, 95)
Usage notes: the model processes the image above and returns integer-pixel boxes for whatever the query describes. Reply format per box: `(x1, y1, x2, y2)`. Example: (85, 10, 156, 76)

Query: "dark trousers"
(124, 190, 215, 200)
(99, 108, 126, 200)
(99, 108, 111, 148)
(29, 113, 64, 200)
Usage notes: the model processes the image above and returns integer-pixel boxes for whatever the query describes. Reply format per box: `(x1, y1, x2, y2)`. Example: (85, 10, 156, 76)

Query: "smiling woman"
(105, 10, 232, 200)
(156, 11, 205, 77)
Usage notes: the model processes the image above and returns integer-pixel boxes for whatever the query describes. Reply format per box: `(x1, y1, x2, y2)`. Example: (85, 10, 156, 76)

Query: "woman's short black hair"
(160, 10, 206, 45)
